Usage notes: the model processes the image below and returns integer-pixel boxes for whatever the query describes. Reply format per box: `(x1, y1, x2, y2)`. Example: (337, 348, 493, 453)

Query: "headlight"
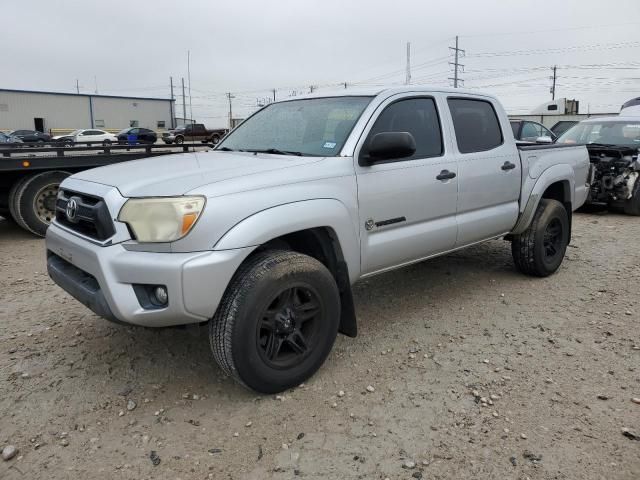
(118, 196, 206, 243)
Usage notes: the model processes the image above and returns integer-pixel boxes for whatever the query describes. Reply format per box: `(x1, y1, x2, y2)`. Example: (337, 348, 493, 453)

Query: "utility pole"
(94, 76, 98, 94)
(181, 77, 186, 123)
(448, 36, 465, 88)
(309, 85, 316, 93)
(405, 42, 411, 85)
(272, 89, 276, 101)
(76, 79, 80, 94)
(170, 76, 175, 129)
(226, 92, 234, 129)
(550, 65, 557, 100)
(344, 82, 347, 89)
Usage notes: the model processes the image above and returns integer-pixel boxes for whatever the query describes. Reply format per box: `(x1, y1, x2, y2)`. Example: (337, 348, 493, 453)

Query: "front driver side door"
(355, 95, 458, 276)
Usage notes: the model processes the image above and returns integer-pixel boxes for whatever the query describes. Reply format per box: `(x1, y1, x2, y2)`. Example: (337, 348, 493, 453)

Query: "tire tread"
(210, 250, 328, 389)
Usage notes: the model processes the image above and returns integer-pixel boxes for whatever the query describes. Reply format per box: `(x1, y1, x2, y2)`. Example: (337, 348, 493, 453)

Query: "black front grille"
(55, 189, 116, 241)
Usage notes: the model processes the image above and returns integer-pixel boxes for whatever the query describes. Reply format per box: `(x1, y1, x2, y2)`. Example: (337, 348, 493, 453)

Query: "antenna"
(187, 51, 193, 124)
(405, 42, 411, 85)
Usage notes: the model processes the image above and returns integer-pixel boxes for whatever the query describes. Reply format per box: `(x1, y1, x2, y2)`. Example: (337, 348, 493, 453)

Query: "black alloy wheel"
(257, 285, 322, 369)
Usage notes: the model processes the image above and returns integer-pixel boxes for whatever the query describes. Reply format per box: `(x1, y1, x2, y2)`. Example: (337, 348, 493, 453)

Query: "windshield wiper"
(247, 148, 303, 156)
(585, 143, 620, 149)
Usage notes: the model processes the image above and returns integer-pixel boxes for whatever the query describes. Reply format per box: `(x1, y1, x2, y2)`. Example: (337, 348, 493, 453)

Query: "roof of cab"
(279, 85, 498, 102)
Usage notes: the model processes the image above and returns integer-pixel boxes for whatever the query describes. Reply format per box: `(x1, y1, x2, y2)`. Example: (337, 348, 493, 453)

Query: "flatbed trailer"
(0, 143, 211, 236)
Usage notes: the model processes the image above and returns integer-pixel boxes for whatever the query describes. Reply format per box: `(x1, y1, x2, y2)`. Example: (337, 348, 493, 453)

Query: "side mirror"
(361, 132, 416, 165)
(535, 135, 553, 144)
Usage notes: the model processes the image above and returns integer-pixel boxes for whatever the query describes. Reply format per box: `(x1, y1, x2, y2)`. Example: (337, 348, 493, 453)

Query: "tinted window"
(448, 98, 503, 153)
(366, 97, 443, 160)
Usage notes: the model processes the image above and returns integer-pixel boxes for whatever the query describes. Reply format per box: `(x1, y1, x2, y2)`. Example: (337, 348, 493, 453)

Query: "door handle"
(501, 161, 516, 171)
(436, 170, 457, 181)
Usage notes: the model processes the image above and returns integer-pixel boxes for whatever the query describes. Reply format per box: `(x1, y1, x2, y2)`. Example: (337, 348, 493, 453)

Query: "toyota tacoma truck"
(46, 87, 590, 393)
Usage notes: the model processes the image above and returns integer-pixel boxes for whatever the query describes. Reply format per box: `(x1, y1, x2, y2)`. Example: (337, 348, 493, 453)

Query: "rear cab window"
(447, 98, 503, 153)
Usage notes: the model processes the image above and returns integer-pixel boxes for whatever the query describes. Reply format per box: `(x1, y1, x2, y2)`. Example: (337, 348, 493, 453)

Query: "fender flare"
(511, 164, 575, 235)
(213, 199, 361, 283)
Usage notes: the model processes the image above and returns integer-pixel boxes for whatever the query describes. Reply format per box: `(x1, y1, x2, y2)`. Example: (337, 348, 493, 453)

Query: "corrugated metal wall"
(0, 90, 89, 131)
(91, 97, 172, 130)
(0, 90, 173, 132)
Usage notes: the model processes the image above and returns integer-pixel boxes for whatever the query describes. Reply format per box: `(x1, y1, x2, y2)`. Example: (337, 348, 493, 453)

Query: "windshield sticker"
(323, 142, 337, 149)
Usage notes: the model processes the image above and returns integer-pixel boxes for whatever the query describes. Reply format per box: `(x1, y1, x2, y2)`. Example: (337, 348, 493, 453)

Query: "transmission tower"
(448, 36, 465, 88)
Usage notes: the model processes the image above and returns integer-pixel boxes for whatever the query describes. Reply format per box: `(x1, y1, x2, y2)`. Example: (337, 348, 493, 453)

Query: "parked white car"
(52, 129, 118, 146)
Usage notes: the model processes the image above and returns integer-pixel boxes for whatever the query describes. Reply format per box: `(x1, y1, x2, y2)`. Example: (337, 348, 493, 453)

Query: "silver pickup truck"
(46, 87, 590, 393)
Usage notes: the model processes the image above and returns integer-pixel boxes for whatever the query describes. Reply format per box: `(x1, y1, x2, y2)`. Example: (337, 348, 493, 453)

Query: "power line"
(468, 40, 640, 58)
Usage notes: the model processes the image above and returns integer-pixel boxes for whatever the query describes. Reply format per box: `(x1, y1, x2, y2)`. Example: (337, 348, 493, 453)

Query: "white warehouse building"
(0, 88, 175, 133)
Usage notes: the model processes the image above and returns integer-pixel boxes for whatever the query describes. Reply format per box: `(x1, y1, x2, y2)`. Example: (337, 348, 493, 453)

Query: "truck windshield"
(217, 96, 372, 156)
(557, 120, 640, 148)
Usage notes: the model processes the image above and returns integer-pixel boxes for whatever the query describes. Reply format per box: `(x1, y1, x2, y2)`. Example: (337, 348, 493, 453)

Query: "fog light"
(153, 286, 168, 305)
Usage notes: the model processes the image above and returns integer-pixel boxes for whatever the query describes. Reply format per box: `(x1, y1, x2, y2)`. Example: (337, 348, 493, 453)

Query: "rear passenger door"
(446, 97, 521, 247)
(355, 95, 458, 275)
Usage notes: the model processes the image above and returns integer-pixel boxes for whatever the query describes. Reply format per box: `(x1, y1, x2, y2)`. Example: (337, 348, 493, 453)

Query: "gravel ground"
(1, 211, 639, 480)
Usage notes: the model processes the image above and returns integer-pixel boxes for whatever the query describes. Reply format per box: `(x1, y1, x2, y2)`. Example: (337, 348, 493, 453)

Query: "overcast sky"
(3, 0, 640, 127)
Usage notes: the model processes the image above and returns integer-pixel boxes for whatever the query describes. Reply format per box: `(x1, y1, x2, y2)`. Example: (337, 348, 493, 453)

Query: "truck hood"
(72, 151, 323, 197)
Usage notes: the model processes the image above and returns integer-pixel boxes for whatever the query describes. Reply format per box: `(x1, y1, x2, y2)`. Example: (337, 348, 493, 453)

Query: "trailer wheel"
(8, 175, 34, 224)
(624, 176, 640, 216)
(13, 171, 70, 237)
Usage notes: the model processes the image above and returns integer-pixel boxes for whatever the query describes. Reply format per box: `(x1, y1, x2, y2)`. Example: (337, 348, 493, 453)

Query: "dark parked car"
(9, 129, 51, 143)
(510, 120, 556, 143)
(117, 127, 157, 145)
(0, 132, 23, 144)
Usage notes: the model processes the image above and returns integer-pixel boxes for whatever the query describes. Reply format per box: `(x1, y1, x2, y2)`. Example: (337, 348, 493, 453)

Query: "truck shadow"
(90, 239, 519, 398)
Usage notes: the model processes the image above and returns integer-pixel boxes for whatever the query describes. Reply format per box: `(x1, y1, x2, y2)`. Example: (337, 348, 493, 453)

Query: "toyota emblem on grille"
(66, 197, 79, 222)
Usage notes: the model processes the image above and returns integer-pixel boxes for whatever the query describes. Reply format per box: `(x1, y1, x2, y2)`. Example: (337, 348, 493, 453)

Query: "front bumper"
(46, 223, 253, 327)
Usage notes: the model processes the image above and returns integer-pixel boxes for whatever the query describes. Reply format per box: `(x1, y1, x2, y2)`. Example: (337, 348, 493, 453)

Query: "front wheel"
(511, 199, 569, 277)
(210, 250, 340, 393)
(174, 136, 184, 145)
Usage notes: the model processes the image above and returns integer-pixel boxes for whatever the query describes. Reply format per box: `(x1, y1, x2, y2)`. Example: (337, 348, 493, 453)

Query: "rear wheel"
(103, 139, 112, 146)
(13, 171, 70, 236)
(511, 199, 570, 277)
(624, 176, 640, 216)
(211, 134, 220, 144)
(174, 136, 184, 145)
(210, 250, 340, 393)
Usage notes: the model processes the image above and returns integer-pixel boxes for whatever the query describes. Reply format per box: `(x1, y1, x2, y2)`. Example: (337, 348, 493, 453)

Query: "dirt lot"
(1, 211, 639, 480)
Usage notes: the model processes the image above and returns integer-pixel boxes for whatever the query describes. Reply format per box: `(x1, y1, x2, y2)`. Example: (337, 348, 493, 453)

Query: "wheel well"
(258, 227, 357, 337)
(542, 180, 572, 240)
